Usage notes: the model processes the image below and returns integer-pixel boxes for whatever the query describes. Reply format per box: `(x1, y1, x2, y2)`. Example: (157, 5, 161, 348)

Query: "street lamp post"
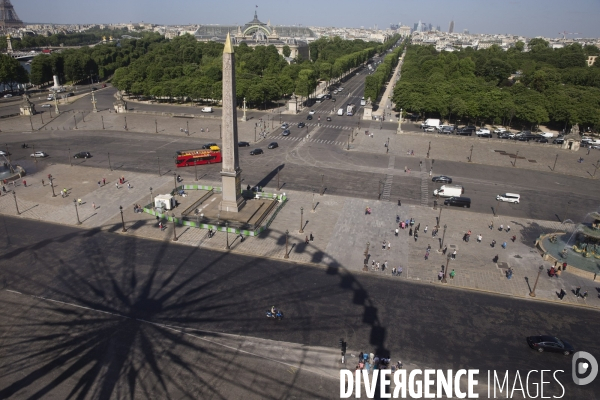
(173, 172, 177, 192)
(468, 145, 473, 162)
(119, 205, 126, 231)
(225, 221, 230, 249)
(82, 112, 86, 122)
(91, 90, 97, 112)
(442, 254, 451, 283)
(194, 160, 198, 181)
(124, 116, 128, 131)
(73, 115, 77, 129)
(172, 213, 178, 241)
(284, 229, 290, 258)
(299, 207, 304, 233)
(277, 166, 280, 190)
(12, 191, 20, 215)
(364, 241, 370, 269)
(311, 189, 315, 212)
(347, 133, 350, 150)
(593, 160, 600, 178)
(320, 174, 324, 196)
(254, 126, 257, 142)
(436, 205, 443, 228)
(107, 152, 112, 171)
(427, 141, 431, 158)
(553, 154, 559, 171)
(219, 124, 222, 139)
(32, 144, 37, 164)
(155, 119, 158, 133)
(29, 115, 33, 131)
(439, 224, 448, 251)
(157, 157, 161, 176)
(149, 187, 153, 206)
(513, 151, 519, 167)
(74, 200, 81, 225)
(101, 115, 105, 129)
(529, 265, 544, 297)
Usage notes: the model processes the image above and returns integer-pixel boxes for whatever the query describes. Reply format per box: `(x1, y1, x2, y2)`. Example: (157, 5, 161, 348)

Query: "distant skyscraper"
(436, 25, 441, 32)
(448, 20, 454, 33)
(463, 28, 469, 34)
(413, 23, 418, 32)
(428, 23, 432, 31)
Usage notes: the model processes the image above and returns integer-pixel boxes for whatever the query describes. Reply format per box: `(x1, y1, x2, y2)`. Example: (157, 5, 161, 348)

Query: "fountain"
(539, 211, 600, 275)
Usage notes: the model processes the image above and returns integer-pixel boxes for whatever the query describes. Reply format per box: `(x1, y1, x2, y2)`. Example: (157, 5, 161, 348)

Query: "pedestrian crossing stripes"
(419, 162, 429, 206)
(267, 135, 345, 146)
(381, 155, 395, 201)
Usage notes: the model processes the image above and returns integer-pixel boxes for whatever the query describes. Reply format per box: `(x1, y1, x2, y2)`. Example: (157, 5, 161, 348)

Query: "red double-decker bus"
(176, 146, 222, 167)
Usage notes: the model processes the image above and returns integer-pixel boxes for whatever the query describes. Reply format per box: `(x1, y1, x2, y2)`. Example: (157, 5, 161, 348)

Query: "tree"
(282, 45, 291, 58)
(514, 41, 525, 52)
(0, 54, 29, 91)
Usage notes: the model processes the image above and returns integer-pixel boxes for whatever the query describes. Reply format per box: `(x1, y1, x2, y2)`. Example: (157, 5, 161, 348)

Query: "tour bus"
(176, 146, 222, 167)
(315, 94, 325, 103)
(346, 104, 356, 116)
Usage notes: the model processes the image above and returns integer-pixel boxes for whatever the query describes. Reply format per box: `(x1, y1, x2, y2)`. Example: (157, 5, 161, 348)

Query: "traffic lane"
(1, 217, 599, 398)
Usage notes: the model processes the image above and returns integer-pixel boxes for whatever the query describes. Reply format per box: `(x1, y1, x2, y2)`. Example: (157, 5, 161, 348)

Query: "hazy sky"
(15, 0, 600, 38)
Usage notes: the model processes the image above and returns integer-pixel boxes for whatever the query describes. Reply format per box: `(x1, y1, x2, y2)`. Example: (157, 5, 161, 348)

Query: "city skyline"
(12, 0, 600, 39)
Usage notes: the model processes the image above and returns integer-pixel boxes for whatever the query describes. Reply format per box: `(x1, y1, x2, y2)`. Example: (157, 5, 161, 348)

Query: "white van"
(201, 107, 213, 113)
(496, 193, 520, 204)
(337, 108, 344, 116)
(433, 185, 464, 198)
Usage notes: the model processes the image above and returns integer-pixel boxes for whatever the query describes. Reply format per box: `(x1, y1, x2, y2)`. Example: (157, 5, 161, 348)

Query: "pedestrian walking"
(424, 251, 429, 260)
(404, 166, 407, 173)
(442, 245, 447, 255)
(575, 286, 581, 297)
(395, 228, 399, 236)
(506, 225, 511, 232)
(77, 198, 82, 205)
(98, 181, 101, 188)
(42, 179, 45, 186)
(305, 236, 309, 244)
(392, 267, 397, 276)
(92, 202, 96, 210)
(449, 269, 456, 279)
(558, 289, 566, 300)
(115, 182, 119, 189)
(414, 232, 418, 242)
(499, 224, 503, 231)
(582, 291, 588, 299)
(372, 260, 375, 268)
(490, 220, 494, 230)
(103, 178, 106, 185)
(424, 225, 428, 233)
(502, 242, 507, 249)
(419, 161, 422, 167)
(409, 228, 412, 236)
(382, 241, 386, 250)
(438, 271, 444, 281)
(387, 242, 391, 251)
(451, 249, 457, 259)
(127, 183, 131, 189)
(429, 169, 432, 177)
(383, 261, 388, 271)
(310, 233, 314, 241)
(376, 262, 380, 271)
(62, 188, 67, 197)
(397, 266, 403, 276)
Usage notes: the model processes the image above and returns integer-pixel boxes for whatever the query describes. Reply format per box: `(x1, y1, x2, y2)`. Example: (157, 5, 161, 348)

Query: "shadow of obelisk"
(220, 33, 246, 213)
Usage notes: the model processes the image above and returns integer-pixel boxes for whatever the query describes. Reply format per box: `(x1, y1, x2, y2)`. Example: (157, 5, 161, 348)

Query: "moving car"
(496, 193, 520, 204)
(307, 115, 313, 120)
(238, 141, 250, 147)
(41, 104, 51, 108)
(74, 151, 92, 158)
(250, 149, 263, 155)
(309, 110, 316, 115)
(202, 142, 217, 149)
(0, 150, 10, 156)
(3, 94, 12, 98)
(326, 116, 332, 121)
(297, 122, 305, 128)
(331, 97, 336, 102)
(553, 137, 565, 144)
(434, 185, 464, 198)
(432, 176, 453, 184)
(282, 129, 291, 136)
(201, 107, 213, 113)
(30, 151, 48, 158)
(268, 142, 279, 149)
(281, 123, 289, 129)
(526, 335, 574, 355)
(443, 196, 471, 208)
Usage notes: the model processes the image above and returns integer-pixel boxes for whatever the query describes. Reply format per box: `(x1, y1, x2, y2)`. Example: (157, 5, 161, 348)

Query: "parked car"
(250, 149, 264, 155)
(297, 122, 305, 128)
(493, 127, 508, 134)
(534, 137, 549, 143)
(456, 128, 474, 136)
(306, 115, 313, 120)
(202, 142, 217, 149)
(476, 129, 492, 137)
(308, 110, 316, 115)
(73, 151, 92, 158)
(439, 126, 455, 134)
(423, 126, 435, 132)
(496, 193, 520, 204)
(268, 142, 279, 149)
(282, 129, 291, 136)
(498, 133, 512, 139)
(3, 94, 12, 98)
(553, 137, 565, 144)
(526, 335, 574, 355)
(238, 141, 250, 147)
(432, 176, 453, 184)
(30, 151, 48, 158)
(517, 134, 538, 142)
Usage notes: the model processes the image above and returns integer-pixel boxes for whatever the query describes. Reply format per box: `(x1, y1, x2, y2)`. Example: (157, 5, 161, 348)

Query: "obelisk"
(220, 33, 246, 212)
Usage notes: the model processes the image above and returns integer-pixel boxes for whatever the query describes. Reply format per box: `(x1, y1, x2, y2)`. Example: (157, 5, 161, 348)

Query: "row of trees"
(111, 34, 400, 108)
(364, 41, 406, 102)
(29, 32, 165, 85)
(0, 54, 29, 91)
(393, 44, 600, 130)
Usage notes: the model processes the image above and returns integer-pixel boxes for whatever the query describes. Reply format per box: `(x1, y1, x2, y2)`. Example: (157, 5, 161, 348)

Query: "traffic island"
(143, 184, 287, 237)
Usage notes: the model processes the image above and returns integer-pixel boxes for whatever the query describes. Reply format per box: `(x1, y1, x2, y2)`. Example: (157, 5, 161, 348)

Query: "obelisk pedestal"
(220, 33, 246, 213)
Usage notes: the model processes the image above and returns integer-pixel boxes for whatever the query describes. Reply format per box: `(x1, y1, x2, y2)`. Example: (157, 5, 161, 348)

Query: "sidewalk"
(1, 163, 598, 311)
(372, 49, 405, 120)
